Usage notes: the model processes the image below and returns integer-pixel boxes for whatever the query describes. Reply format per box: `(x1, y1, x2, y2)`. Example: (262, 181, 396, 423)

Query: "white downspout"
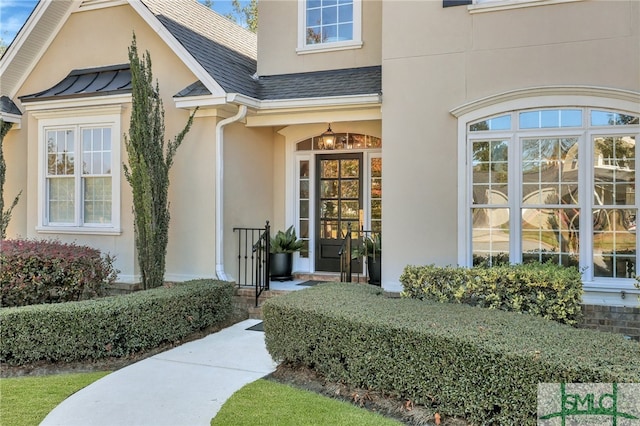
(215, 104, 247, 281)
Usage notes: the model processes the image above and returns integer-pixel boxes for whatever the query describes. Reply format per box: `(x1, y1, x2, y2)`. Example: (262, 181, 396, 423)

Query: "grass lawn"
(0, 371, 110, 426)
(211, 379, 402, 426)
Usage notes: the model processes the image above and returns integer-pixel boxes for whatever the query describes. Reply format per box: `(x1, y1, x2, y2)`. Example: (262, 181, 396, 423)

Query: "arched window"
(465, 107, 639, 281)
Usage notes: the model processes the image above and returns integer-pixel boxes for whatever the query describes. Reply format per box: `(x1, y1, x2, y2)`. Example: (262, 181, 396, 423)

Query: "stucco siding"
(380, 0, 640, 291)
(257, 0, 382, 76)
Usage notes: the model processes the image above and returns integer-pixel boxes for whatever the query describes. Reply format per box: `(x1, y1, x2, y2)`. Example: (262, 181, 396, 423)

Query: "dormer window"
(298, 0, 362, 54)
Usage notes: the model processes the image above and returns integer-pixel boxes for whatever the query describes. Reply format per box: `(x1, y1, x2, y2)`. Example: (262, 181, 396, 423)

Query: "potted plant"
(269, 225, 304, 281)
(352, 233, 381, 286)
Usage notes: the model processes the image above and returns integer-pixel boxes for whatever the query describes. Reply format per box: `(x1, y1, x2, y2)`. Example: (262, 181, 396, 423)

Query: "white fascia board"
(0, 113, 22, 129)
(259, 93, 382, 111)
(128, 0, 226, 99)
(173, 95, 229, 109)
(1, 1, 78, 99)
(22, 94, 131, 116)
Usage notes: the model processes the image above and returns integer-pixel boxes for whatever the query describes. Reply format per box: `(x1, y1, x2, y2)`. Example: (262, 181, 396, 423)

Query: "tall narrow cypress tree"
(124, 34, 196, 289)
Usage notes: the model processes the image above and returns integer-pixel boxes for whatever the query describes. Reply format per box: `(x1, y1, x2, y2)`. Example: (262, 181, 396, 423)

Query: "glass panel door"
(316, 153, 363, 271)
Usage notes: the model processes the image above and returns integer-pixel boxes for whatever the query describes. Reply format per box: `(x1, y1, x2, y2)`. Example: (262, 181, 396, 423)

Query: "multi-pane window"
(370, 157, 382, 233)
(305, 0, 354, 45)
(45, 126, 113, 226)
(468, 108, 639, 280)
(298, 160, 310, 258)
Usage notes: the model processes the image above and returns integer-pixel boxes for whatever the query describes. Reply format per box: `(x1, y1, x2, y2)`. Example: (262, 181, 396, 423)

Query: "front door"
(315, 153, 363, 271)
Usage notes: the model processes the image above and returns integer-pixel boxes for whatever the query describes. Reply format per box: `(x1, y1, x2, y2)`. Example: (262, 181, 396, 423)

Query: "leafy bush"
(263, 283, 640, 425)
(400, 262, 583, 325)
(0, 279, 234, 365)
(0, 239, 119, 307)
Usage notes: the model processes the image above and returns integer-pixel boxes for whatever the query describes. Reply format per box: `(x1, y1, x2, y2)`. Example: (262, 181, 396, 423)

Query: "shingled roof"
(1, 96, 21, 116)
(141, 0, 259, 98)
(257, 66, 382, 100)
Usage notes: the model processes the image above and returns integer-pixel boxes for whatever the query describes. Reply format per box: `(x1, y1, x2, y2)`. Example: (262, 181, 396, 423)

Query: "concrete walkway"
(40, 319, 277, 426)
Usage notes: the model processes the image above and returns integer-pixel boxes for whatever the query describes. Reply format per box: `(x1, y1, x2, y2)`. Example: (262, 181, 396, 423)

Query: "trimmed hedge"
(400, 263, 583, 325)
(0, 239, 118, 307)
(263, 283, 640, 425)
(0, 279, 234, 365)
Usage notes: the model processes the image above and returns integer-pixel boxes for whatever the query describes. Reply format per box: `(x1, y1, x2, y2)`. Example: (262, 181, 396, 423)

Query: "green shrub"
(263, 283, 639, 425)
(0, 279, 234, 365)
(400, 262, 583, 325)
(0, 239, 118, 307)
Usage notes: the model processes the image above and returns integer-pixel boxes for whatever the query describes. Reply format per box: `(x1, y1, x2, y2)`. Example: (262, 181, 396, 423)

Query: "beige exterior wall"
(381, 0, 640, 291)
(257, 0, 382, 76)
(222, 123, 275, 281)
(2, 126, 28, 238)
(8, 4, 227, 282)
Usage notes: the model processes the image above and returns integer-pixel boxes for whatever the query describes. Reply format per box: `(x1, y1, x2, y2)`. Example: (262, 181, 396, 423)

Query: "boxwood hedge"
(400, 263, 583, 326)
(0, 279, 234, 365)
(263, 283, 640, 425)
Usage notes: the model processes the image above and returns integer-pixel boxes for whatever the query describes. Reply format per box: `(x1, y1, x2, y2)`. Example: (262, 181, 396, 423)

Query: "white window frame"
(453, 87, 640, 304)
(297, 0, 363, 54)
(34, 106, 122, 235)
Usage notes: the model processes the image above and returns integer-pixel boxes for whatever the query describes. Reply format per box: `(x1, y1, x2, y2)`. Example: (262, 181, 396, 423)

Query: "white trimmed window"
(465, 107, 640, 282)
(297, 0, 362, 53)
(35, 108, 122, 234)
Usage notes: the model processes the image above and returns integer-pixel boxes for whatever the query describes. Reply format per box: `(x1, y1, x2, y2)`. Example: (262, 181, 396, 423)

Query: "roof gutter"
(214, 104, 247, 281)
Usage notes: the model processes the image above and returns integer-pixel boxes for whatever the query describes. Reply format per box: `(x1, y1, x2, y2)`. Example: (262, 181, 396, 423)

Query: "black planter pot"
(367, 255, 381, 286)
(270, 252, 293, 281)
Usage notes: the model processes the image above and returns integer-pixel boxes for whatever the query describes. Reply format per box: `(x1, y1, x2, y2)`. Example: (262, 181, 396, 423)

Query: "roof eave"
(0, 113, 22, 129)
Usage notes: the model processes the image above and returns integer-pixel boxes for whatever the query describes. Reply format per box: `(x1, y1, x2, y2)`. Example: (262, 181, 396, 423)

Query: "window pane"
(472, 207, 509, 266)
(300, 180, 309, 199)
(337, 23, 353, 41)
(306, 27, 321, 44)
(521, 208, 579, 267)
(472, 140, 508, 204)
(47, 129, 75, 175)
(469, 115, 511, 131)
(307, 8, 321, 26)
(321, 200, 338, 218)
(522, 138, 579, 205)
(321, 180, 338, 198)
(341, 180, 359, 198)
(321, 160, 338, 178)
(593, 136, 635, 206)
(300, 200, 309, 218)
(84, 177, 112, 224)
(341, 200, 359, 219)
(321, 220, 338, 238)
(300, 219, 309, 239)
(300, 160, 310, 178)
(322, 5, 337, 25)
(341, 159, 359, 177)
(322, 24, 337, 42)
(338, 4, 352, 21)
(48, 178, 75, 223)
(371, 157, 382, 177)
(520, 109, 583, 129)
(593, 208, 636, 277)
(591, 110, 639, 126)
